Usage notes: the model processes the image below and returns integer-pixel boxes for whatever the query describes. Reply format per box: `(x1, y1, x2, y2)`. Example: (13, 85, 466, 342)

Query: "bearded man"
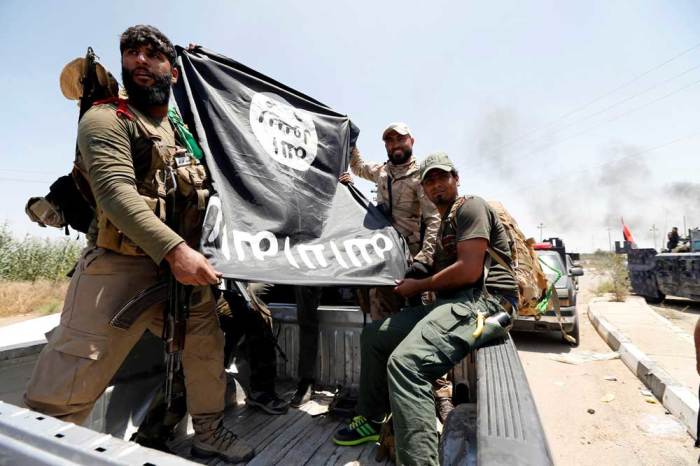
(338, 123, 453, 420)
(23, 25, 254, 463)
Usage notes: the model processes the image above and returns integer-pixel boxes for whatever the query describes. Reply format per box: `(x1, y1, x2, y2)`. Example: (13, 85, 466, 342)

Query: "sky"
(1, 0, 699, 252)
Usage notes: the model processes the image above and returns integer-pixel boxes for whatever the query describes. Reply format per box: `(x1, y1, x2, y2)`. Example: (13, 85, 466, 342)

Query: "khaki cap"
(382, 122, 412, 140)
(419, 152, 455, 181)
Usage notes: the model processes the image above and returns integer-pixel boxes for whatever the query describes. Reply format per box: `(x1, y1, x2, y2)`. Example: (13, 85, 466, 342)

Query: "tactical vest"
(375, 161, 422, 249)
(85, 99, 209, 256)
(437, 196, 504, 283)
(435, 196, 471, 271)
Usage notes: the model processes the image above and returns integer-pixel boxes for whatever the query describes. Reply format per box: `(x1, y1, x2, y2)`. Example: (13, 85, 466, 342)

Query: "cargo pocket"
(52, 327, 108, 361)
(80, 247, 108, 274)
(421, 322, 467, 366)
(38, 326, 110, 407)
(450, 301, 475, 319)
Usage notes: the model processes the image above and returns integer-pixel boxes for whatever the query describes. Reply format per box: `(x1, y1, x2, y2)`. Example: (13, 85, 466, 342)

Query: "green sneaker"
(333, 415, 381, 446)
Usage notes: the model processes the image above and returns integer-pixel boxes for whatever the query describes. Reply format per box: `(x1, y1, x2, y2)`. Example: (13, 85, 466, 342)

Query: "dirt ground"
(514, 272, 698, 466)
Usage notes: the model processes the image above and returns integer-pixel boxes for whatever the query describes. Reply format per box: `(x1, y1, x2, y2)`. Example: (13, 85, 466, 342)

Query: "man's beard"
(432, 192, 453, 208)
(122, 67, 172, 108)
(387, 147, 412, 165)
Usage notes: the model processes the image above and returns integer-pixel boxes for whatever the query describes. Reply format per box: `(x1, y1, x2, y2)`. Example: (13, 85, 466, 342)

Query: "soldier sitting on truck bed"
(333, 152, 518, 466)
(339, 122, 454, 422)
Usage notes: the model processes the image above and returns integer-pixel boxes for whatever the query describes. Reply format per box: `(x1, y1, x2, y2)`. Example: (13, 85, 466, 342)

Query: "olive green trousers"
(356, 288, 507, 466)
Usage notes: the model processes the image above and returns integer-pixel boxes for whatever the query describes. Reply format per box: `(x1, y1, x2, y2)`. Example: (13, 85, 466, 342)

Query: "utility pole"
(607, 226, 612, 252)
(537, 223, 545, 242)
(650, 224, 658, 250)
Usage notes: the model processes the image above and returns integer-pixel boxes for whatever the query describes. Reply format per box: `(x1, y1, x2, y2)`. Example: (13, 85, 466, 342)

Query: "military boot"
(191, 417, 255, 463)
(435, 395, 454, 425)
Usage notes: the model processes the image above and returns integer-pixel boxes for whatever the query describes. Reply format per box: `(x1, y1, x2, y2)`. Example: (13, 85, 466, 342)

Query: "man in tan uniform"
(340, 122, 440, 320)
(24, 25, 254, 463)
(339, 123, 453, 421)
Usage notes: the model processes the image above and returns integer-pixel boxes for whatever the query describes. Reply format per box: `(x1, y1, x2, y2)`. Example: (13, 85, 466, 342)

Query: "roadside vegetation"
(0, 223, 82, 317)
(583, 250, 630, 302)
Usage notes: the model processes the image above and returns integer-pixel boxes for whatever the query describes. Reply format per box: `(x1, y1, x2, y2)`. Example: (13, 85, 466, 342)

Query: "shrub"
(592, 252, 630, 302)
(0, 223, 83, 282)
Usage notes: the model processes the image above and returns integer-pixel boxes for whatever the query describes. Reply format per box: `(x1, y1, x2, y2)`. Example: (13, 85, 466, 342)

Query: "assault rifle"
(77, 47, 118, 119)
(163, 275, 192, 408)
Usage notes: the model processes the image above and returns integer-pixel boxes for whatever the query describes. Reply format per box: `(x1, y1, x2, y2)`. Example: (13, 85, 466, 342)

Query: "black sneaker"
(290, 378, 314, 408)
(246, 391, 289, 415)
(333, 415, 381, 446)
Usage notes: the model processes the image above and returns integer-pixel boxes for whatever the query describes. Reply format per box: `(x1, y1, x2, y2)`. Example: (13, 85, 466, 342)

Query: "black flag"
(173, 47, 409, 286)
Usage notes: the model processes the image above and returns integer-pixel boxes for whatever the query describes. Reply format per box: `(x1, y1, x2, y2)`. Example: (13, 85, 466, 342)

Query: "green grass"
(0, 223, 82, 281)
(0, 223, 83, 318)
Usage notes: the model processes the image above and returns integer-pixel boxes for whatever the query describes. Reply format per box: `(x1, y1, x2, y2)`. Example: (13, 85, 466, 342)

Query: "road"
(513, 272, 698, 466)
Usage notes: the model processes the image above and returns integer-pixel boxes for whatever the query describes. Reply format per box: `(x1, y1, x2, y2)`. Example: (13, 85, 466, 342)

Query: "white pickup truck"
(0, 286, 552, 465)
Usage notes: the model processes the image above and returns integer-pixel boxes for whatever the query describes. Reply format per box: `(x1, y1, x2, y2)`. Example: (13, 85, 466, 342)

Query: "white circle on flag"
(249, 92, 318, 171)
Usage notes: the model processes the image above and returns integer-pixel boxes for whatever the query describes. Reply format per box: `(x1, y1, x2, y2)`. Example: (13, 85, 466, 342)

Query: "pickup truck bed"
(0, 304, 551, 465)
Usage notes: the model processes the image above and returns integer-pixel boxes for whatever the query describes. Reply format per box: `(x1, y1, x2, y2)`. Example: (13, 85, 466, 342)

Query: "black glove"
(405, 261, 431, 279)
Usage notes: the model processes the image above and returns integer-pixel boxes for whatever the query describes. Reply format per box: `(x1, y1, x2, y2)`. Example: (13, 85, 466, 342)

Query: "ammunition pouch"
(95, 107, 209, 256)
(172, 160, 209, 248)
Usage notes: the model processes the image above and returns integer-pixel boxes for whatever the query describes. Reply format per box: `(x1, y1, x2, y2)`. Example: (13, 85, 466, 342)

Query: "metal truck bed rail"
(477, 336, 552, 466)
(0, 400, 195, 466)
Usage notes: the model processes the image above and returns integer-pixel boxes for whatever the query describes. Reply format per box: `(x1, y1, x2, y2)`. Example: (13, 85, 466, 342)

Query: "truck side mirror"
(569, 267, 584, 277)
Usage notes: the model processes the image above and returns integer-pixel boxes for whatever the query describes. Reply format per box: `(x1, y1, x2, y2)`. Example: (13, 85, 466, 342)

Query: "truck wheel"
(643, 293, 665, 304)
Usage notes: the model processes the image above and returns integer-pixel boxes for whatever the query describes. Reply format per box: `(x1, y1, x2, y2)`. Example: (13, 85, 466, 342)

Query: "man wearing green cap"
(333, 152, 519, 466)
(339, 123, 453, 422)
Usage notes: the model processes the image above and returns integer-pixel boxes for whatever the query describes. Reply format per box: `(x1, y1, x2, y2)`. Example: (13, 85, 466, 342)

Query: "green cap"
(419, 152, 455, 181)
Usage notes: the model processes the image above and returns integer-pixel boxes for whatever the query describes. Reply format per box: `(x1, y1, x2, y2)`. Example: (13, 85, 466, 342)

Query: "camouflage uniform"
(349, 147, 440, 320)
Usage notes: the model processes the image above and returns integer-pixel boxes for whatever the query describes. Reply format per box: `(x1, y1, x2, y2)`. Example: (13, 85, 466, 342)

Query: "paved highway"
(515, 272, 697, 466)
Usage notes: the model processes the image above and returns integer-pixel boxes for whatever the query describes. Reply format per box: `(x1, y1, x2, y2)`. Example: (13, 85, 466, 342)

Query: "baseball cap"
(382, 122, 412, 140)
(419, 152, 455, 181)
